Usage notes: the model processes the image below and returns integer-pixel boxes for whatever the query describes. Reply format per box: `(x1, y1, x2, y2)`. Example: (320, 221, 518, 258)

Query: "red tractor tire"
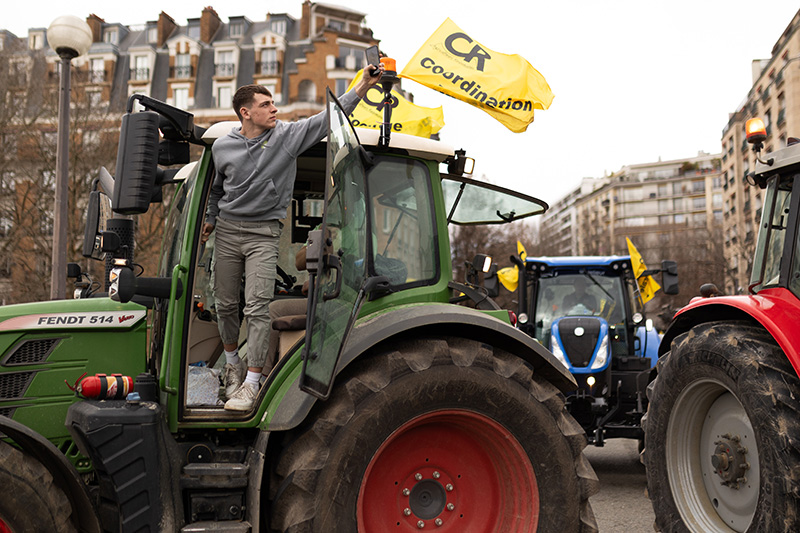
(269, 336, 599, 532)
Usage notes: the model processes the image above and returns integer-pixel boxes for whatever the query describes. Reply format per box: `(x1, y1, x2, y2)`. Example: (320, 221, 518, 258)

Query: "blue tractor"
(511, 255, 678, 446)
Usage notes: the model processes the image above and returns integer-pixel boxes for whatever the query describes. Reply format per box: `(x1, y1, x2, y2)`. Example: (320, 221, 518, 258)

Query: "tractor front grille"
(558, 317, 601, 368)
(2, 338, 60, 366)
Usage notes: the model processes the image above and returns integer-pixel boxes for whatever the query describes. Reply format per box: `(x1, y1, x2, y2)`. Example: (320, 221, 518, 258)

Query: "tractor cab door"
(300, 89, 371, 400)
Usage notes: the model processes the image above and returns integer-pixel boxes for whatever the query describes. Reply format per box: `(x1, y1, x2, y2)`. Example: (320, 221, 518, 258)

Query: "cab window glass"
(368, 158, 437, 287)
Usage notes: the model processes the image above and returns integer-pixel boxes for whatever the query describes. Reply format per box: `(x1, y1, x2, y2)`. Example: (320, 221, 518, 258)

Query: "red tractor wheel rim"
(357, 409, 539, 532)
(0, 518, 12, 533)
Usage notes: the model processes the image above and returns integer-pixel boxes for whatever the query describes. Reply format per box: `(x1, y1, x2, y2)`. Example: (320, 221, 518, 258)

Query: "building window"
(174, 88, 189, 110)
(260, 48, 278, 75)
(188, 25, 200, 40)
(29, 33, 43, 50)
(298, 79, 316, 102)
(335, 78, 348, 96)
(270, 19, 286, 35)
(87, 90, 103, 108)
(217, 86, 232, 109)
(147, 27, 158, 43)
(215, 50, 235, 77)
(132, 56, 150, 81)
(103, 28, 118, 45)
(229, 22, 244, 37)
(338, 46, 365, 70)
(328, 19, 345, 32)
(90, 58, 105, 83)
(174, 53, 192, 78)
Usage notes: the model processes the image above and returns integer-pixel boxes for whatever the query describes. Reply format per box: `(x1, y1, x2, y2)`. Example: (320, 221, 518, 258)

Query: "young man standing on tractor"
(201, 62, 385, 411)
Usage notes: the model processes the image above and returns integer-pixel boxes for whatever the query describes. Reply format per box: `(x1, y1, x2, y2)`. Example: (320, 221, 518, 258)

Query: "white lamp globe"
(47, 15, 92, 58)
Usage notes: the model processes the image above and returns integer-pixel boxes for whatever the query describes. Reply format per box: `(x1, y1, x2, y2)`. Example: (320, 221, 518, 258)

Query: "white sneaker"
(222, 361, 245, 399)
(224, 382, 259, 411)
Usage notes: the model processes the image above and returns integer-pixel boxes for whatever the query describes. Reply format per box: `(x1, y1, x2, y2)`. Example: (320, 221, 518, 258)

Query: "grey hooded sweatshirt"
(205, 89, 361, 226)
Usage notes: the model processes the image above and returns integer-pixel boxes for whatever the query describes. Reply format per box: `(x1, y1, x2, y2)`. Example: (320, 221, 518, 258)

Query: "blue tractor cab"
(514, 255, 676, 445)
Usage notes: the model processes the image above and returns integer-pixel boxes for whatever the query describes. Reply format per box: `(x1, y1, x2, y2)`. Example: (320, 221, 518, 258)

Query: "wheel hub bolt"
(417, 520, 425, 528)
(435, 518, 443, 526)
(402, 488, 410, 496)
(445, 483, 454, 492)
(415, 473, 423, 481)
(432, 471, 441, 479)
(404, 508, 412, 516)
(447, 503, 455, 511)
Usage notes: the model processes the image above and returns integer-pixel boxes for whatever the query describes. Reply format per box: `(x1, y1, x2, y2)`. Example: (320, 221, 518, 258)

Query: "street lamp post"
(47, 15, 92, 300)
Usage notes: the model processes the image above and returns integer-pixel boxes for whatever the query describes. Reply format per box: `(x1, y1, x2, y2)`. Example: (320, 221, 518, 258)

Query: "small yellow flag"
(626, 237, 661, 304)
(346, 70, 445, 138)
(517, 240, 527, 261)
(497, 266, 518, 292)
(400, 18, 554, 133)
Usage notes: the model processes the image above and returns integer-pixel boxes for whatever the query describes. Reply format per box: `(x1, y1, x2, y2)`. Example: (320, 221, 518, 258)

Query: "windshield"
(368, 157, 438, 287)
(751, 175, 793, 291)
(532, 272, 627, 345)
(441, 176, 547, 224)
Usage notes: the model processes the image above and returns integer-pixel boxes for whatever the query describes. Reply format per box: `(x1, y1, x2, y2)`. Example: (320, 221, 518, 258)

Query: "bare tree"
(0, 47, 171, 303)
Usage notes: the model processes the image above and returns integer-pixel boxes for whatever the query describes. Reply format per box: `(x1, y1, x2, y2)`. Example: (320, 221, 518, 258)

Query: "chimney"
(201, 6, 221, 44)
(158, 11, 177, 47)
(300, 1, 312, 39)
(86, 14, 104, 43)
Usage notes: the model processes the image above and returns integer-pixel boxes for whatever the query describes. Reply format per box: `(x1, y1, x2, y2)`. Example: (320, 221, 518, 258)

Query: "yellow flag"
(626, 237, 661, 304)
(346, 70, 444, 138)
(400, 18, 554, 133)
(517, 240, 527, 261)
(497, 266, 518, 292)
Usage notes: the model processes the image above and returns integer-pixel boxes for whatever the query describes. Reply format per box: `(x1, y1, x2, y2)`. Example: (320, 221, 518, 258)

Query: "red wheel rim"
(357, 409, 539, 532)
(0, 518, 12, 533)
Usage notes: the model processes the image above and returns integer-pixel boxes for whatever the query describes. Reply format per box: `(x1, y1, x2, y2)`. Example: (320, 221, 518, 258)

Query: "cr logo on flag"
(444, 32, 492, 71)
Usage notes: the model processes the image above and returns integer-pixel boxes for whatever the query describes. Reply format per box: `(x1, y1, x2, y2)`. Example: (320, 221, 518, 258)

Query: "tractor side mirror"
(112, 110, 160, 215)
(661, 260, 679, 295)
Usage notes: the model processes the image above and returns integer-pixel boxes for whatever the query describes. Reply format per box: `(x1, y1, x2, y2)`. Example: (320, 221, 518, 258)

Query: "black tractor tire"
(643, 321, 800, 532)
(269, 336, 599, 532)
(0, 440, 75, 532)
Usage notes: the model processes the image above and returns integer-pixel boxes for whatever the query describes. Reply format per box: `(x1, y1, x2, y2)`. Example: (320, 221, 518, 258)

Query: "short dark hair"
(232, 84, 273, 120)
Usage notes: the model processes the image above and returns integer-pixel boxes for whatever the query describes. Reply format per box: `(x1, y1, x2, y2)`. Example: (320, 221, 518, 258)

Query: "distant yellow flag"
(497, 266, 518, 292)
(517, 240, 527, 261)
(346, 70, 444, 138)
(400, 18, 554, 133)
(626, 237, 661, 304)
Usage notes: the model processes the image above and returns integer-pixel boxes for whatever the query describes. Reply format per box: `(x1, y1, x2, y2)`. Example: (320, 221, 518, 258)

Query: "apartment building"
(722, 8, 800, 294)
(537, 152, 725, 305)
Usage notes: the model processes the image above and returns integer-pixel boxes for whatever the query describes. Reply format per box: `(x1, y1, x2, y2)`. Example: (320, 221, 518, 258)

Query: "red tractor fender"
(0, 415, 100, 533)
(659, 287, 800, 376)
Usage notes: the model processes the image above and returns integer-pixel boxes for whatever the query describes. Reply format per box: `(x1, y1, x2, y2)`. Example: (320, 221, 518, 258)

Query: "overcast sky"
(4, 1, 800, 206)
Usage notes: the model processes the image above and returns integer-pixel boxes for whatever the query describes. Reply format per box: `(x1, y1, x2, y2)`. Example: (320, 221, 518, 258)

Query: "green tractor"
(0, 87, 598, 532)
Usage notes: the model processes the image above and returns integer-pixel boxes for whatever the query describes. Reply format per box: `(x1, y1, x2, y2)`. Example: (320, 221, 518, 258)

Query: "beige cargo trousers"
(213, 216, 282, 371)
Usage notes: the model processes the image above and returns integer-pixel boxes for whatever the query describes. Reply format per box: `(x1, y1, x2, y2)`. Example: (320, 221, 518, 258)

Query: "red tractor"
(643, 118, 800, 532)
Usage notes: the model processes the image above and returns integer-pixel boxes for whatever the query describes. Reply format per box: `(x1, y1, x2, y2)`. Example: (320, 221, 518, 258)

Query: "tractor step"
(181, 520, 252, 532)
(182, 462, 249, 489)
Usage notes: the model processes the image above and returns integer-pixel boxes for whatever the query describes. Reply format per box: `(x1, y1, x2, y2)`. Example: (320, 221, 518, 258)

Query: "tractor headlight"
(590, 334, 609, 370)
(549, 334, 569, 369)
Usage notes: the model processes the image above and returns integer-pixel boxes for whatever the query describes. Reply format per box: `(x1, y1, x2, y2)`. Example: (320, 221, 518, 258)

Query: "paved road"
(585, 438, 656, 532)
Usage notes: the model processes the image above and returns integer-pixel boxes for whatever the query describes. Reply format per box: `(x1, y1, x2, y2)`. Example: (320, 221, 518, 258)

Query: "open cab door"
(300, 89, 372, 399)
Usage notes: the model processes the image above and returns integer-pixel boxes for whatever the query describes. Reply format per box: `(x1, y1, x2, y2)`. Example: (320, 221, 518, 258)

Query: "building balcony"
(258, 60, 280, 76)
(215, 63, 236, 77)
(130, 68, 150, 81)
(170, 65, 194, 79)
